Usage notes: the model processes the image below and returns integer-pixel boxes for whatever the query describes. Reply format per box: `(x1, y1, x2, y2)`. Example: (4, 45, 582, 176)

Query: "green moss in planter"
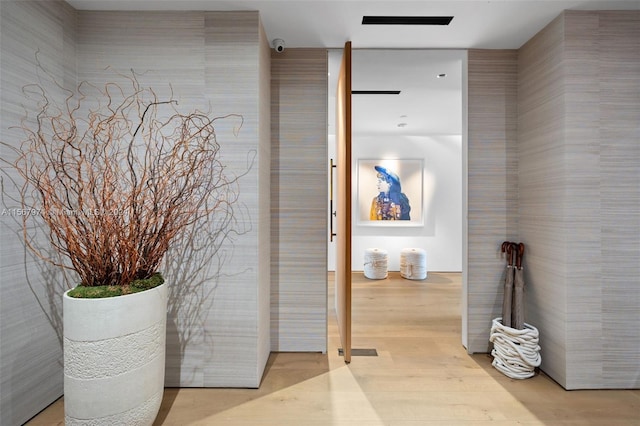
(67, 273, 164, 298)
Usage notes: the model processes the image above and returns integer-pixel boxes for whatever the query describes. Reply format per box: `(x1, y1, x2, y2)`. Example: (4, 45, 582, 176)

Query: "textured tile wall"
(518, 14, 571, 387)
(270, 49, 328, 352)
(597, 11, 640, 389)
(76, 10, 207, 387)
(62, 9, 268, 389)
(200, 10, 267, 389)
(3, 7, 637, 426)
(519, 10, 640, 389)
(466, 50, 519, 353)
(257, 19, 272, 384)
(0, 2, 77, 424)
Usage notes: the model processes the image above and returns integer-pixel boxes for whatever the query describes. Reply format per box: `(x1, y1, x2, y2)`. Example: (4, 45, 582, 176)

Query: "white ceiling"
(66, 0, 639, 49)
(329, 49, 464, 136)
(65, 0, 639, 137)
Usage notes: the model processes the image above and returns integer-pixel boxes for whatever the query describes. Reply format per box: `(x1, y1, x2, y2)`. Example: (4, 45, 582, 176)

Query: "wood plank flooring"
(26, 272, 639, 425)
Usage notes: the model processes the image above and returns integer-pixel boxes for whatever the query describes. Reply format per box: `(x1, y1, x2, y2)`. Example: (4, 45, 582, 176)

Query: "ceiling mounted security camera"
(272, 38, 285, 53)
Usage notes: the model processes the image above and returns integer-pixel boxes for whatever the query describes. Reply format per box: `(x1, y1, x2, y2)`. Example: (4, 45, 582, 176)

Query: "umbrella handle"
(502, 241, 524, 267)
(501, 241, 509, 253)
(502, 241, 511, 266)
(510, 242, 519, 267)
(505, 243, 512, 266)
(516, 243, 525, 269)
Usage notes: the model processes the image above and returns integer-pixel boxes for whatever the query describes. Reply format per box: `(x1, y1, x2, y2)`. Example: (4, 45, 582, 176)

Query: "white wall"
(328, 134, 462, 272)
(351, 134, 462, 271)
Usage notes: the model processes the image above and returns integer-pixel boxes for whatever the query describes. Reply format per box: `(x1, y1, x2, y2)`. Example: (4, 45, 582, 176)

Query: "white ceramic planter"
(63, 283, 167, 425)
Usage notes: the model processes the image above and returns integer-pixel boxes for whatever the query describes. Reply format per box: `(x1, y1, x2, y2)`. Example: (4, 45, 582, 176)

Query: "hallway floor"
(27, 272, 639, 425)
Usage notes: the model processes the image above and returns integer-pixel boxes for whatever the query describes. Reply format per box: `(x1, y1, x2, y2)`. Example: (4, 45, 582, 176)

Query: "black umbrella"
(513, 243, 525, 330)
(492, 241, 540, 379)
(501, 241, 514, 328)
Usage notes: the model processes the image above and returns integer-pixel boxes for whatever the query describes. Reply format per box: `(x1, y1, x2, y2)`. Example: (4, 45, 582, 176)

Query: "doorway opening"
(327, 48, 468, 355)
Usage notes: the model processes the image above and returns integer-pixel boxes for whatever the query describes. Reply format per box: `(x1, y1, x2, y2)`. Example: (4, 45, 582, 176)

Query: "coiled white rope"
(400, 248, 427, 280)
(490, 317, 542, 379)
(364, 248, 388, 279)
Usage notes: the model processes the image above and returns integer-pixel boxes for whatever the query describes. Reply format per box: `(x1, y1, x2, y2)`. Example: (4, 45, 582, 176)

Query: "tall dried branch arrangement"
(1, 67, 243, 288)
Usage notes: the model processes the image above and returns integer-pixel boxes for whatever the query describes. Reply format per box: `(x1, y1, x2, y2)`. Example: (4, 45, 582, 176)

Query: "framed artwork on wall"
(356, 158, 423, 226)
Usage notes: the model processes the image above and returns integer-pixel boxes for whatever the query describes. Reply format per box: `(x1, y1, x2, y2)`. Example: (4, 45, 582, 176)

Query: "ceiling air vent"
(352, 90, 401, 95)
(362, 16, 453, 25)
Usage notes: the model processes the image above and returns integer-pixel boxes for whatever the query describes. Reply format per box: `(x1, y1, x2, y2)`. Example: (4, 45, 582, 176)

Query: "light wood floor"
(27, 272, 639, 425)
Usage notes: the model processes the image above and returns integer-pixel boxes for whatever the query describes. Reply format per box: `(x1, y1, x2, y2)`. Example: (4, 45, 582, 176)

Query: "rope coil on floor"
(364, 248, 388, 279)
(490, 317, 541, 379)
(400, 248, 427, 280)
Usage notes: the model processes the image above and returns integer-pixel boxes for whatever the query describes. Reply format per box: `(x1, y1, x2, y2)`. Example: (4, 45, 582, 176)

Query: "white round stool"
(400, 248, 427, 280)
(364, 248, 388, 279)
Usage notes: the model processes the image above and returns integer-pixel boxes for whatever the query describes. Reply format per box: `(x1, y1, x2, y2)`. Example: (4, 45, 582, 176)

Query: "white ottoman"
(400, 248, 427, 280)
(364, 248, 388, 279)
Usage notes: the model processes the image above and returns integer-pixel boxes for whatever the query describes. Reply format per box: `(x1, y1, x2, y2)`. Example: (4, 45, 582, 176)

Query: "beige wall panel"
(518, 15, 570, 387)
(270, 49, 328, 352)
(201, 11, 268, 388)
(598, 11, 640, 388)
(257, 19, 272, 380)
(3, 7, 637, 425)
(519, 11, 640, 389)
(466, 50, 519, 353)
(563, 11, 603, 389)
(0, 2, 77, 424)
(76, 10, 269, 388)
(77, 10, 209, 387)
